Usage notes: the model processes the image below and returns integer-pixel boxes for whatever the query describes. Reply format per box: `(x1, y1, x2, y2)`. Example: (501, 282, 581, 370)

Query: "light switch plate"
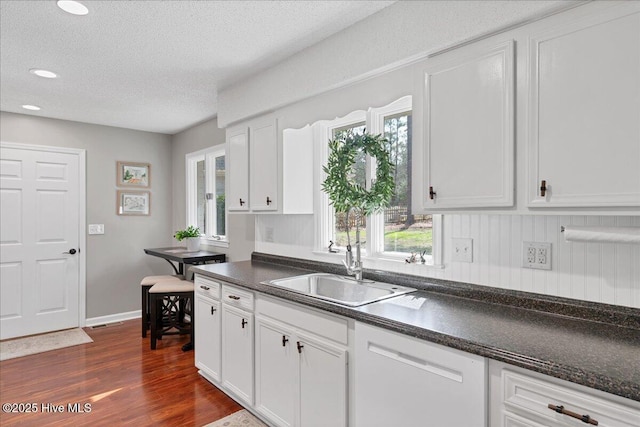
(88, 224, 104, 235)
(452, 238, 473, 262)
(265, 227, 274, 243)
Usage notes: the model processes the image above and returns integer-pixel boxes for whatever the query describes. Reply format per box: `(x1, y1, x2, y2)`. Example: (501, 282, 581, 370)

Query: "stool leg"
(181, 294, 194, 352)
(141, 284, 151, 338)
(150, 293, 158, 350)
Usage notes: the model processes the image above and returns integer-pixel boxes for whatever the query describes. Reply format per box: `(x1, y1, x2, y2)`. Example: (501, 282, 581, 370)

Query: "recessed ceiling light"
(30, 69, 58, 79)
(57, 1, 89, 16)
(22, 105, 42, 111)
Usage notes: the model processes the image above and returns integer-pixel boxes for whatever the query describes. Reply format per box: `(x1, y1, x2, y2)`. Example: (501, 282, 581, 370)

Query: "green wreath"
(322, 132, 395, 217)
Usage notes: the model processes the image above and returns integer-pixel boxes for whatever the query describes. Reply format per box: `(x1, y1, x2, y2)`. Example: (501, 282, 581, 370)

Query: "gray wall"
(0, 111, 174, 319)
(171, 117, 255, 262)
(217, 0, 573, 126)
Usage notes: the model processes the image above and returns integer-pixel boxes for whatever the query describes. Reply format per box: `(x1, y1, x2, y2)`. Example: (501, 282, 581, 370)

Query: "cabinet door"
(297, 332, 347, 427)
(255, 316, 295, 427)
(355, 322, 487, 427)
(195, 297, 221, 382)
(250, 118, 278, 211)
(221, 304, 254, 405)
(282, 125, 313, 214)
(528, 4, 640, 207)
(423, 40, 514, 208)
(503, 412, 544, 427)
(227, 127, 250, 211)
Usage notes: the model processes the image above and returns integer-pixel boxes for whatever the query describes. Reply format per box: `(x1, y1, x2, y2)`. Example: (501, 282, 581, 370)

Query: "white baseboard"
(85, 310, 141, 327)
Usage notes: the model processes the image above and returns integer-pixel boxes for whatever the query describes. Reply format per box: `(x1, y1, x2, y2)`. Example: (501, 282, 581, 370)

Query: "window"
(378, 111, 433, 257)
(317, 96, 440, 265)
(332, 122, 366, 248)
(186, 146, 227, 244)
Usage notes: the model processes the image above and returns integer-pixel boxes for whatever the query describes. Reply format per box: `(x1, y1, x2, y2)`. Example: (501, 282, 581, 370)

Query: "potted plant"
(174, 225, 201, 251)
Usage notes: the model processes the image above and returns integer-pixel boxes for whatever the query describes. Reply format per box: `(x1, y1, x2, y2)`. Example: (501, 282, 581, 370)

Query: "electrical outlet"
(526, 247, 536, 264)
(522, 242, 551, 270)
(537, 247, 547, 265)
(452, 238, 473, 263)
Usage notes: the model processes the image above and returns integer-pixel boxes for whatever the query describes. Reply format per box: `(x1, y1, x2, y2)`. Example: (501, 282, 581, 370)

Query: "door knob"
(63, 248, 77, 255)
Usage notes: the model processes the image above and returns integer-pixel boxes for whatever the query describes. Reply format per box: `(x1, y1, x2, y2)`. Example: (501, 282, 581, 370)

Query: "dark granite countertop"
(191, 255, 640, 402)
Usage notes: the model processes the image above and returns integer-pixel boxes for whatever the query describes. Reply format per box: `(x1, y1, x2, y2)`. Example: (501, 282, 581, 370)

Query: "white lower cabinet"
(255, 317, 296, 427)
(489, 360, 640, 427)
(297, 331, 347, 427)
(196, 275, 637, 427)
(354, 321, 487, 427)
(255, 295, 348, 427)
(195, 296, 221, 382)
(221, 284, 255, 406)
(194, 275, 222, 383)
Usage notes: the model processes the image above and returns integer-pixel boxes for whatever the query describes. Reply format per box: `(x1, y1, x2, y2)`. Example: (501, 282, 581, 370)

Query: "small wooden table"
(144, 247, 226, 277)
(143, 247, 225, 352)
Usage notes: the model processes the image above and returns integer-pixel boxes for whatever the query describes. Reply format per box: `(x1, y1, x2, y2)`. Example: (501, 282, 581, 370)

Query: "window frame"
(185, 146, 228, 247)
(315, 110, 368, 255)
(314, 96, 443, 267)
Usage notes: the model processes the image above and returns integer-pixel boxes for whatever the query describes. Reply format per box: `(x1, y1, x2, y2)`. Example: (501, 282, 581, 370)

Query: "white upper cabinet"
(226, 116, 314, 214)
(422, 40, 515, 209)
(227, 126, 249, 211)
(250, 117, 279, 211)
(527, 4, 640, 208)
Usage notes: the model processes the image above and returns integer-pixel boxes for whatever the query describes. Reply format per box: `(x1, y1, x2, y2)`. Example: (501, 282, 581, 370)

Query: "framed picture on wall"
(117, 190, 150, 215)
(117, 161, 150, 187)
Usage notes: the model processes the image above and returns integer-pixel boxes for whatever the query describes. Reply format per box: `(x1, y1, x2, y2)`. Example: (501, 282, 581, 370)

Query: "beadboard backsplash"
(255, 214, 640, 309)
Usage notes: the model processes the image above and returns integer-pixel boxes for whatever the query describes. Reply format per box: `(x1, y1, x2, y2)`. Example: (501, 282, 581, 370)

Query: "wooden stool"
(149, 280, 194, 350)
(140, 275, 183, 337)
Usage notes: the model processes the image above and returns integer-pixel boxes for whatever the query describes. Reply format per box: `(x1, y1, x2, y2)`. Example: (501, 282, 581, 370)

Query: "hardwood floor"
(0, 320, 241, 426)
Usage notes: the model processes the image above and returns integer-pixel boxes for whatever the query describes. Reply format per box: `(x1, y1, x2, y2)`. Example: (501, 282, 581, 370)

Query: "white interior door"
(0, 143, 84, 340)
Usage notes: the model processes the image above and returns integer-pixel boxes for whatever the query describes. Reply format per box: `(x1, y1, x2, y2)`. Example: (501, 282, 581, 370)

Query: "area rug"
(0, 328, 93, 361)
(203, 409, 267, 427)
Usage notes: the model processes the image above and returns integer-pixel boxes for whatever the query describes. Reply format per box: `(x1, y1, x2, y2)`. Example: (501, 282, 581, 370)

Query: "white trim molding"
(85, 310, 141, 327)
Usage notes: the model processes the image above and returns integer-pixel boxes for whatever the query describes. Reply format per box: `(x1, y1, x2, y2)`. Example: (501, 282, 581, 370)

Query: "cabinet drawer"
(502, 370, 640, 427)
(195, 275, 221, 300)
(222, 284, 254, 311)
(256, 294, 348, 345)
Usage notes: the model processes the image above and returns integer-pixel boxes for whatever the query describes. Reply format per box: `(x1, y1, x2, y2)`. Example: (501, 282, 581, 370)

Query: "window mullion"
(185, 155, 201, 230)
(205, 153, 215, 237)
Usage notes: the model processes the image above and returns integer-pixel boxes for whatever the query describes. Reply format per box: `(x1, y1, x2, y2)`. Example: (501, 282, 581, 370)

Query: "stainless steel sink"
(261, 273, 416, 307)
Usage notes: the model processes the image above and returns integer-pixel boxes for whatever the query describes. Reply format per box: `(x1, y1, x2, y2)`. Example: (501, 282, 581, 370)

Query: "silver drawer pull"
(228, 295, 241, 300)
(548, 404, 598, 426)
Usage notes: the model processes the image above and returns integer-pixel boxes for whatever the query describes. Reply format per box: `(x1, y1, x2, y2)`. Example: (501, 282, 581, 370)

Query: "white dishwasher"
(354, 321, 487, 427)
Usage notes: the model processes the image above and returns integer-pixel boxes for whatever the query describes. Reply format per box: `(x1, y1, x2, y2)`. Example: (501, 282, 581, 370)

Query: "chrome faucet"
(342, 229, 363, 281)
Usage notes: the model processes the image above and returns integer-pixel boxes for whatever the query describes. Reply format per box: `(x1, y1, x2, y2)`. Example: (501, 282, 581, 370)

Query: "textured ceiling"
(0, 0, 394, 134)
